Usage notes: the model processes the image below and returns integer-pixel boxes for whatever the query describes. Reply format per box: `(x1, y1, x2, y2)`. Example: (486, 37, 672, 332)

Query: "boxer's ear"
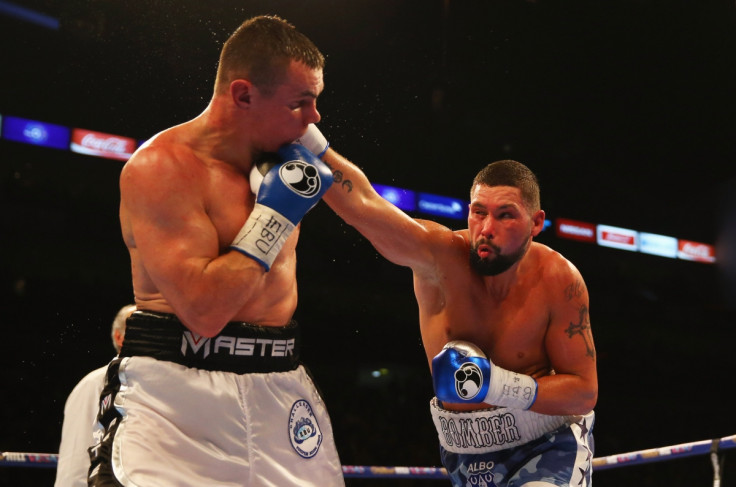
(231, 79, 252, 108)
(531, 210, 546, 237)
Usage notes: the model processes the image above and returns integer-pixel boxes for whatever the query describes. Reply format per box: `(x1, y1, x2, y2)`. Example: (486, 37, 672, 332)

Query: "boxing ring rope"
(2, 434, 734, 484)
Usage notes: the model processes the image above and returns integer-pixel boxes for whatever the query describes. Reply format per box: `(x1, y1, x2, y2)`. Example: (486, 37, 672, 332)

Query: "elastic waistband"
(430, 397, 579, 454)
(120, 310, 300, 374)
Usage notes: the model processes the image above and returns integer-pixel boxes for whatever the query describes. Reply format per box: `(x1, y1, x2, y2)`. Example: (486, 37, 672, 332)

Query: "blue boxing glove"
(431, 341, 538, 410)
(231, 144, 333, 270)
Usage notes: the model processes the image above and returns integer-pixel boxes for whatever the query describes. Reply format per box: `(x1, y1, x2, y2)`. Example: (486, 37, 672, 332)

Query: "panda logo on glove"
(279, 161, 321, 197)
(455, 362, 484, 400)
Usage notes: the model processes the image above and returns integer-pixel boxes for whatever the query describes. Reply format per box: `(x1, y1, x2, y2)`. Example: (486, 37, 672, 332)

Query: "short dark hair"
(471, 160, 540, 212)
(215, 15, 325, 95)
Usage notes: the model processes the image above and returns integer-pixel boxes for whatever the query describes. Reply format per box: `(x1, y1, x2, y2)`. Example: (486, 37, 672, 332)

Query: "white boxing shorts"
(88, 311, 344, 487)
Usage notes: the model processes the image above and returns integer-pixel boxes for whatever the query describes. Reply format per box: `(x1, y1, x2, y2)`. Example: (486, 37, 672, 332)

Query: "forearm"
(528, 374, 597, 416)
(321, 148, 380, 224)
(321, 148, 431, 268)
(298, 125, 432, 268)
(296, 124, 398, 226)
(156, 252, 269, 336)
(434, 341, 596, 415)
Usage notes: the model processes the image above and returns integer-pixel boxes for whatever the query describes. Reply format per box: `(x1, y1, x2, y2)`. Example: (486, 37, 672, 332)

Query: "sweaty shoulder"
(531, 242, 585, 294)
(122, 130, 211, 203)
(415, 219, 468, 251)
(406, 219, 470, 277)
(119, 128, 213, 247)
(125, 130, 203, 178)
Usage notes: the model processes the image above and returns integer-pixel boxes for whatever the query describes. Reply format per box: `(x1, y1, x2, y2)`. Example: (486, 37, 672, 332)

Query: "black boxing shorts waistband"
(120, 310, 300, 373)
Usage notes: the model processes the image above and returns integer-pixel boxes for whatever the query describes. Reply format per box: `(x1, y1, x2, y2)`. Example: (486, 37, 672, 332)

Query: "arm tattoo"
(327, 168, 353, 193)
(332, 169, 342, 183)
(565, 304, 596, 360)
(564, 280, 583, 301)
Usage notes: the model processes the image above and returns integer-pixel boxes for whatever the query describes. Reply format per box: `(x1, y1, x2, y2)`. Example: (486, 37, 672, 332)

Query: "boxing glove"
(431, 340, 538, 410)
(249, 123, 329, 193)
(249, 153, 278, 195)
(294, 124, 329, 158)
(231, 144, 333, 270)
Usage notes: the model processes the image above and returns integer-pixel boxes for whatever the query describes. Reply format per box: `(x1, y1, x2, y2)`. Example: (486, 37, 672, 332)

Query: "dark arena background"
(2, 1, 736, 485)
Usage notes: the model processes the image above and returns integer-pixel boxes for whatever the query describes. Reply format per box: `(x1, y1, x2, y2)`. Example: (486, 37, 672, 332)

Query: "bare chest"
(464, 291, 545, 343)
(420, 275, 550, 370)
(203, 170, 256, 249)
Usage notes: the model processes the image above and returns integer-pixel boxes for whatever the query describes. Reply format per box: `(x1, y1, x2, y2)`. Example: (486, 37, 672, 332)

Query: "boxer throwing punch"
(91, 17, 344, 486)
(291, 126, 598, 487)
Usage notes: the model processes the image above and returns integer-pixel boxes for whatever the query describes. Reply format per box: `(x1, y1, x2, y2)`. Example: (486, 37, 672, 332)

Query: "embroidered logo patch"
(279, 161, 321, 197)
(288, 399, 323, 458)
(454, 362, 483, 400)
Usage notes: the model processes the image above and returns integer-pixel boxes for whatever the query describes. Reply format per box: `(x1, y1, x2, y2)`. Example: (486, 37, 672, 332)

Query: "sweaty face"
(251, 60, 324, 153)
(467, 184, 537, 276)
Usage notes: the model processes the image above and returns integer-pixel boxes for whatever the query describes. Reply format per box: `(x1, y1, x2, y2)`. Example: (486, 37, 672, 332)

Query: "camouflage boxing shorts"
(430, 398, 594, 487)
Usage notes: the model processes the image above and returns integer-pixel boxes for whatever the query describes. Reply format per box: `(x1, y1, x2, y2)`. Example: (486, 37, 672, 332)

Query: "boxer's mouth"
(477, 244, 496, 258)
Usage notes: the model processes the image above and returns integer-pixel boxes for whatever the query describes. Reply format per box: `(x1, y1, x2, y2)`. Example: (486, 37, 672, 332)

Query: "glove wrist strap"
(484, 363, 538, 410)
(295, 124, 329, 158)
(230, 203, 295, 271)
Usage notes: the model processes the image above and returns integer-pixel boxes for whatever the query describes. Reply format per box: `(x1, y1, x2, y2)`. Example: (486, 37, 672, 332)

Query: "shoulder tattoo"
(564, 279, 584, 301)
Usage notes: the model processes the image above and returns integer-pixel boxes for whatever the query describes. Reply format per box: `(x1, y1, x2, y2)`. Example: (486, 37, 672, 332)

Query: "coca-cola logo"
(678, 240, 716, 263)
(70, 128, 136, 160)
(81, 133, 129, 153)
(682, 243, 708, 256)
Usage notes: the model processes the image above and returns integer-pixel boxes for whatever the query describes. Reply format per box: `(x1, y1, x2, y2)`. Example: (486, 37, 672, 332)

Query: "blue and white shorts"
(430, 398, 594, 487)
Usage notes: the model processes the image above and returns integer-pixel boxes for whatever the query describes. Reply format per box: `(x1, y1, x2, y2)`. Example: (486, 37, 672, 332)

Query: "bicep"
(136, 208, 218, 284)
(353, 197, 438, 269)
(545, 272, 597, 380)
(122, 164, 219, 290)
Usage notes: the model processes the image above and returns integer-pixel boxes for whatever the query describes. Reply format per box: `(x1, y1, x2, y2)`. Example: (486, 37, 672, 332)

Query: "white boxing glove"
(294, 124, 329, 158)
(249, 154, 278, 195)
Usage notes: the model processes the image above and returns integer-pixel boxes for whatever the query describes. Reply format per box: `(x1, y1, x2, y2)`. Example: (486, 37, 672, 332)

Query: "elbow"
(577, 386, 598, 414)
(179, 310, 229, 338)
(185, 320, 227, 338)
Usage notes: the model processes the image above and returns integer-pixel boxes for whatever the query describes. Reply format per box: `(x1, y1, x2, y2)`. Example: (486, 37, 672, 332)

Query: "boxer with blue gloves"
(306, 124, 598, 487)
(432, 340, 538, 410)
(231, 144, 333, 270)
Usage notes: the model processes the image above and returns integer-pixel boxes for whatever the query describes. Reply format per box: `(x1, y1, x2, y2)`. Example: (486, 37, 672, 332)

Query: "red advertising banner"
(555, 218, 596, 243)
(596, 224, 638, 252)
(677, 240, 716, 263)
(70, 128, 136, 161)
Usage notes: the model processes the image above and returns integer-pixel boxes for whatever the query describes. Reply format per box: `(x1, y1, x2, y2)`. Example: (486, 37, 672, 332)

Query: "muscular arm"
(121, 146, 270, 336)
(321, 147, 445, 273)
(532, 261, 598, 415)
